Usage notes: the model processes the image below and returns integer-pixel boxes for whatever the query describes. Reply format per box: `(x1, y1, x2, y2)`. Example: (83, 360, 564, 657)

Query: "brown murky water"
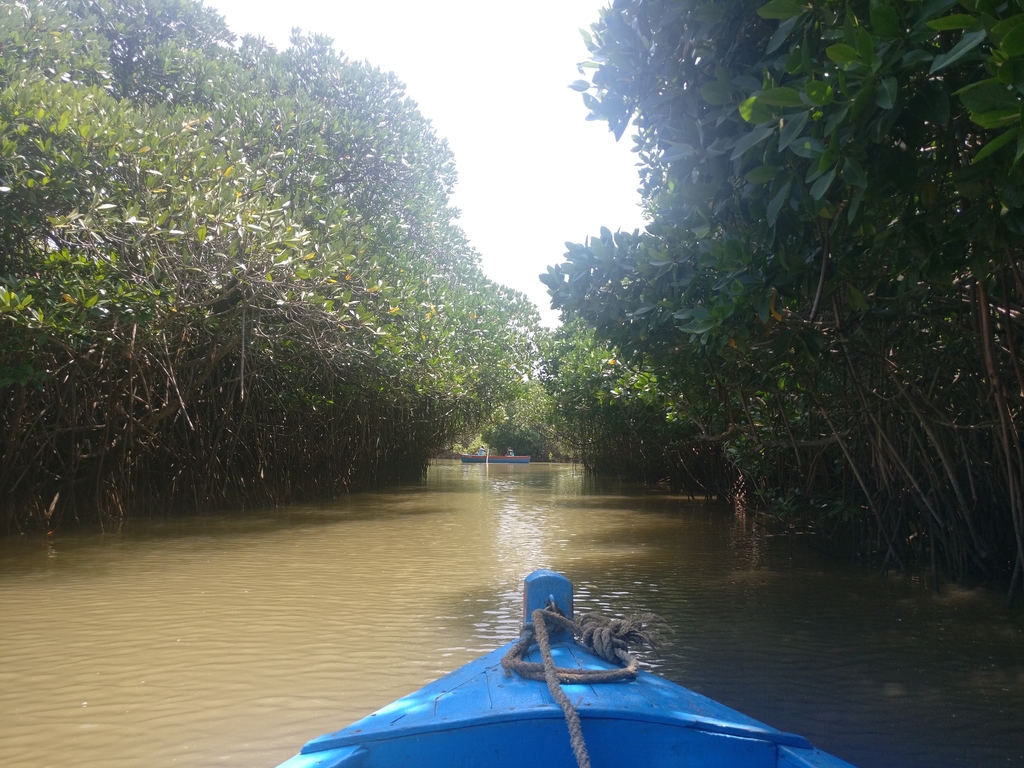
(1, 461, 1022, 768)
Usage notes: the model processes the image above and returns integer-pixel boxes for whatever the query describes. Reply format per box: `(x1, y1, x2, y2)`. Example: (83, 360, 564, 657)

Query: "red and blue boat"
(459, 452, 531, 464)
(275, 570, 856, 768)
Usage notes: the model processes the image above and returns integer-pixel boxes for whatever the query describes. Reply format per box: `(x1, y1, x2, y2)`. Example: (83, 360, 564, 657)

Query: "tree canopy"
(544, 0, 1024, 597)
(0, 0, 540, 532)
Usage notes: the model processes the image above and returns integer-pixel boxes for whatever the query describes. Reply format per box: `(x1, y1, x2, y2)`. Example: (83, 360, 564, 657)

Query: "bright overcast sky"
(202, 0, 646, 327)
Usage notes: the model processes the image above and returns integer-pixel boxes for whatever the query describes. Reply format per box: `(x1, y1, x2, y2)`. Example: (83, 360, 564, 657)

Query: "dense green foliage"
(0, 0, 539, 532)
(541, 321, 730, 489)
(479, 379, 562, 459)
(545, 0, 1024, 596)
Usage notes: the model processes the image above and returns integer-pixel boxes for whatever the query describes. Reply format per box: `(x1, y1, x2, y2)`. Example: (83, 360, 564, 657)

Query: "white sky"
(202, 0, 646, 327)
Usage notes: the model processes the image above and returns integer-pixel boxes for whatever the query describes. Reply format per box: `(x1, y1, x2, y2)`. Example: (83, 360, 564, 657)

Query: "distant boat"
(275, 570, 856, 768)
(459, 453, 531, 464)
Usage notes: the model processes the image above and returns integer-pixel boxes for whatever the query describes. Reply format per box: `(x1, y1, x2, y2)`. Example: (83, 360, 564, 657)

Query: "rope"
(501, 607, 663, 768)
(531, 607, 592, 768)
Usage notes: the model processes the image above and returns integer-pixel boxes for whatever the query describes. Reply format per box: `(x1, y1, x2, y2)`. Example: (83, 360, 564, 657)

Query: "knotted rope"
(501, 606, 664, 768)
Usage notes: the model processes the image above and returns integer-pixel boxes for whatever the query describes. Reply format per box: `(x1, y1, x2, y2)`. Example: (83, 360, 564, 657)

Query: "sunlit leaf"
(739, 95, 776, 123)
(804, 81, 834, 106)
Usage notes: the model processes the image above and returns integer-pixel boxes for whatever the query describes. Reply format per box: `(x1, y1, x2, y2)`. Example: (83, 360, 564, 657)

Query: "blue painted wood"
(523, 569, 573, 628)
(276, 745, 367, 768)
(275, 571, 857, 768)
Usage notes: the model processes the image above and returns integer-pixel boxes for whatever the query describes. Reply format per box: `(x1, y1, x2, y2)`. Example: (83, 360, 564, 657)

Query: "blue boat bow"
(276, 570, 856, 768)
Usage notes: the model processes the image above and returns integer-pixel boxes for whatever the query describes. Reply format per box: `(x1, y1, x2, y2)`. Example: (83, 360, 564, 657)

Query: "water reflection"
(0, 461, 1021, 768)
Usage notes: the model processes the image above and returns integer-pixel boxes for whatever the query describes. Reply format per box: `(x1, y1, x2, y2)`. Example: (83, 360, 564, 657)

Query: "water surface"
(1, 461, 1021, 767)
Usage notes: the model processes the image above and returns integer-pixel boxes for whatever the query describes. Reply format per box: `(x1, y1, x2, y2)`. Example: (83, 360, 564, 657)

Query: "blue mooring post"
(523, 570, 573, 640)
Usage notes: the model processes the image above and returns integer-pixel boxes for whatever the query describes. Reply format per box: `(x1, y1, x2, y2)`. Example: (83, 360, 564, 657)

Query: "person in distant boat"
(506, 447, 515, 456)
(477, 447, 486, 456)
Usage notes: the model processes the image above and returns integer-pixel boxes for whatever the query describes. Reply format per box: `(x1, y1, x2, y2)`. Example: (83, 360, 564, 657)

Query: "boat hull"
(276, 642, 854, 768)
(459, 454, 531, 463)
(275, 570, 855, 768)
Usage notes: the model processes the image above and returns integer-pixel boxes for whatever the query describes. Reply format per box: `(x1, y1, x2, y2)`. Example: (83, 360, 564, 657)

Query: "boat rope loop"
(501, 606, 662, 768)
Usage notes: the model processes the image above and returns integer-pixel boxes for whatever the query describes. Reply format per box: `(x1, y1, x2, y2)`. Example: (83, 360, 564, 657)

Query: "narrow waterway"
(1, 461, 1021, 768)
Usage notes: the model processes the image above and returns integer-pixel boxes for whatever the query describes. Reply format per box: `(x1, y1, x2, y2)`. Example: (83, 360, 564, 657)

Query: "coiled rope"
(500, 606, 663, 768)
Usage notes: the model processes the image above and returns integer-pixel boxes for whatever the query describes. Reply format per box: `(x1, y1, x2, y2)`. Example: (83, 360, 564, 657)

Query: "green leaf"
(688, 316, 719, 334)
(826, 43, 861, 64)
(901, 49, 936, 67)
(871, 6, 902, 38)
(779, 110, 809, 149)
(851, 78, 878, 120)
(875, 77, 898, 110)
(569, 80, 591, 92)
(842, 157, 869, 188)
(768, 15, 801, 54)
(789, 136, 825, 158)
(757, 0, 807, 20)
(956, 79, 1019, 114)
(970, 108, 1019, 128)
(926, 13, 982, 30)
(731, 122, 776, 160)
(785, 47, 805, 74)
(700, 80, 733, 105)
(846, 286, 869, 311)
(848, 186, 866, 222)
(767, 179, 792, 225)
(745, 165, 780, 184)
(823, 104, 851, 136)
(757, 87, 804, 107)
(739, 95, 776, 123)
(972, 127, 1020, 163)
(804, 81, 834, 106)
(810, 167, 836, 200)
(856, 28, 875, 63)
(991, 14, 1024, 40)
(1002, 23, 1024, 56)
(930, 29, 987, 73)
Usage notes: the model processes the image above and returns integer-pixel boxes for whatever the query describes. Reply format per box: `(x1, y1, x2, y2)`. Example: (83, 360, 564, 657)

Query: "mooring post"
(523, 569, 573, 639)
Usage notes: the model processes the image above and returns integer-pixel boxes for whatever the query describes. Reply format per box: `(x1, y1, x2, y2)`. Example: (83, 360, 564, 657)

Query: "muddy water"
(1, 461, 1021, 767)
